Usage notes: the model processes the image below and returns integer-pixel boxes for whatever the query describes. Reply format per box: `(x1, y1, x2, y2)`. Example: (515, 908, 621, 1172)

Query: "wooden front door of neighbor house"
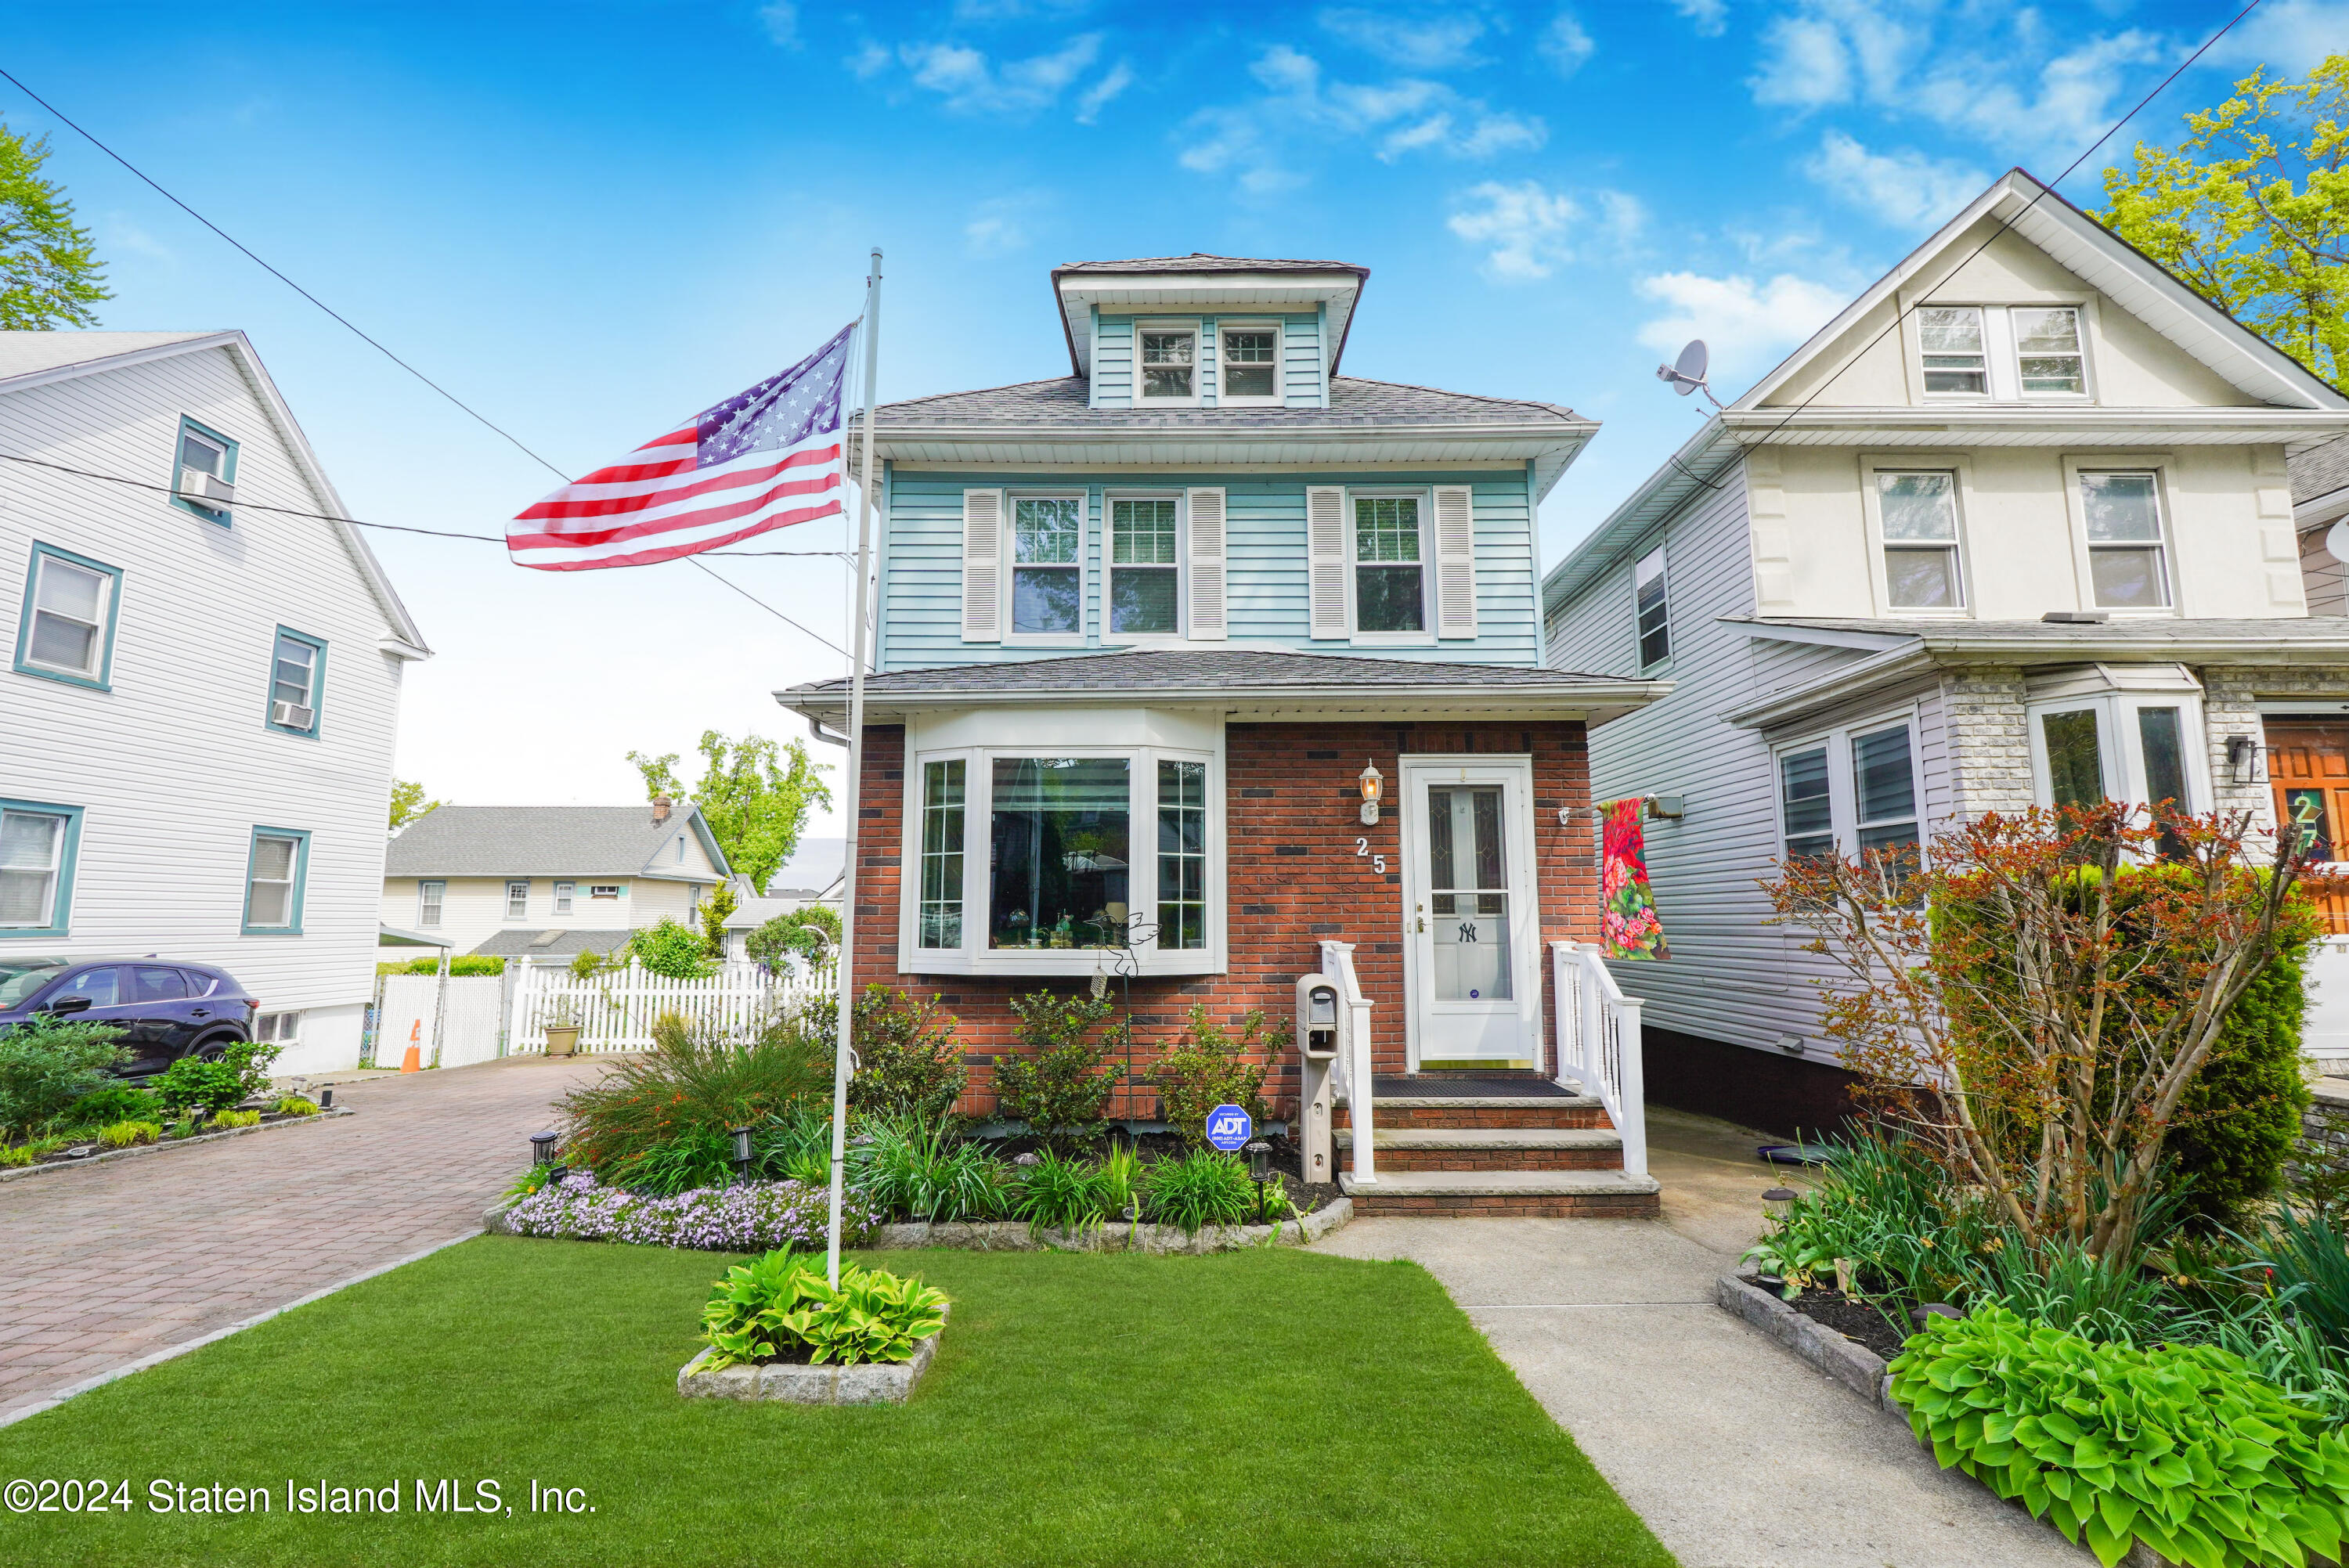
(2269, 720, 2349, 935)
(1399, 757, 1542, 1067)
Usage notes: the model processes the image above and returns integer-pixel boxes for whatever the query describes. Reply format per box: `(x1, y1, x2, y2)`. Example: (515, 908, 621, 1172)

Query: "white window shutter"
(961, 488, 1005, 643)
(1433, 485, 1477, 639)
(1308, 485, 1348, 639)
(1186, 487, 1228, 640)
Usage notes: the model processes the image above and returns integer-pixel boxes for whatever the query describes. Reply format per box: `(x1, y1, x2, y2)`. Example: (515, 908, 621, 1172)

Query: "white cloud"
(1912, 27, 2165, 157)
(1074, 60, 1133, 124)
(1672, 0, 1728, 38)
(847, 41, 893, 79)
(897, 33, 1105, 117)
(2209, 0, 2349, 73)
(1802, 130, 1986, 228)
(1537, 11, 1595, 77)
(1750, 13, 1855, 107)
(1317, 8, 1487, 70)
(1446, 179, 1643, 281)
(1181, 44, 1546, 194)
(1635, 270, 1849, 382)
(964, 193, 1052, 256)
(98, 212, 173, 264)
(757, 2, 797, 47)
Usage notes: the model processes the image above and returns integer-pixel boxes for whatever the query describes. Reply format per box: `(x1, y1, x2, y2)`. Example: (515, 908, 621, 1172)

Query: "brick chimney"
(652, 795, 673, 824)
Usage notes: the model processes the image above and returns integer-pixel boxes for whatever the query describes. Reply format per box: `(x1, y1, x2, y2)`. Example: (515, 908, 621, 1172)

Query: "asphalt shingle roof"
(467, 928, 636, 960)
(384, 806, 721, 878)
(2296, 434, 2349, 503)
(875, 374, 1582, 430)
(0, 330, 215, 382)
(786, 647, 1632, 698)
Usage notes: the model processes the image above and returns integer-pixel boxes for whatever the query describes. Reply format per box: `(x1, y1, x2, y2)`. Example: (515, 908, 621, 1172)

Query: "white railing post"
(1550, 940, 1648, 1180)
(1319, 939, 1373, 1185)
(1615, 994, 1647, 1178)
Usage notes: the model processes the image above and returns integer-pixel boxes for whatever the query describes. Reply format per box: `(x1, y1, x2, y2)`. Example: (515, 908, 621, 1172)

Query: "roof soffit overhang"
(775, 680, 1669, 730)
(1052, 267, 1369, 380)
(1713, 406, 2349, 449)
(856, 420, 1596, 500)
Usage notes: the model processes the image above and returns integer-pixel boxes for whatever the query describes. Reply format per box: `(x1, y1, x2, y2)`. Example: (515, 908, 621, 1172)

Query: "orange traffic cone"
(401, 1019, 422, 1074)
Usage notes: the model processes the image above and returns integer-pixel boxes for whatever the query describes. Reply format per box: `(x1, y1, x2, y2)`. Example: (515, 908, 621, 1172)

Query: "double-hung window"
(1219, 326, 1279, 400)
(1852, 724, 1919, 859)
(1138, 328, 1195, 401)
(1108, 496, 1180, 637)
(1633, 546, 1669, 670)
(552, 881, 575, 916)
(1775, 716, 1922, 867)
(418, 881, 445, 927)
(267, 628, 325, 735)
(15, 545, 121, 687)
(172, 418, 237, 524)
(907, 730, 1219, 975)
(1778, 747, 1834, 862)
(1917, 305, 2093, 399)
(1918, 307, 1987, 394)
(506, 881, 529, 919)
(0, 799, 81, 935)
(2077, 471, 2170, 610)
(2014, 308, 2085, 393)
(244, 828, 309, 934)
(1875, 471, 1965, 611)
(1010, 496, 1082, 637)
(1354, 496, 1426, 634)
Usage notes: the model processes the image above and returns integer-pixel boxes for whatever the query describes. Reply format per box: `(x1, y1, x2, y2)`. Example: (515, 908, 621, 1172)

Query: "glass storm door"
(1402, 760, 1538, 1065)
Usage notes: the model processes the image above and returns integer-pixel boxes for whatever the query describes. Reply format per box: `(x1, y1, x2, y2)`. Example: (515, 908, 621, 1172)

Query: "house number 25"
(1355, 838, 1387, 874)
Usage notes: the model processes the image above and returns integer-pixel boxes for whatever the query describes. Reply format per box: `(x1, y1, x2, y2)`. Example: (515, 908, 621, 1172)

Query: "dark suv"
(0, 957, 258, 1079)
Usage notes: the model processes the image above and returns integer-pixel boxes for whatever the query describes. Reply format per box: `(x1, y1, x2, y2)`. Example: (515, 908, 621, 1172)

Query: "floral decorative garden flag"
(1597, 798, 1669, 961)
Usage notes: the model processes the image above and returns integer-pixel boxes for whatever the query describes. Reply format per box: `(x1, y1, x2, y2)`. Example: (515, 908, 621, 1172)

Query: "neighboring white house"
(0, 330, 429, 1076)
(719, 836, 843, 963)
(381, 800, 730, 961)
(1542, 170, 2349, 1130)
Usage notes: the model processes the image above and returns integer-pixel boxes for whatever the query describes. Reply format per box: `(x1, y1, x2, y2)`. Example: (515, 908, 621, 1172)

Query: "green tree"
(0, 124, 108, 330)
(699, 880, 738, 957)
(626, 731, 831, 892)
(2097, 56, 2348, 391)
(746, 905, 840, 967)
(388, 779, 442, 833)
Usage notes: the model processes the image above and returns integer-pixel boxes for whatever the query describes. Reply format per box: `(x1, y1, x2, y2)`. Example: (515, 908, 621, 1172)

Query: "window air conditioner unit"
(271, 699, 314, 730)
(178, 467, 236, 507)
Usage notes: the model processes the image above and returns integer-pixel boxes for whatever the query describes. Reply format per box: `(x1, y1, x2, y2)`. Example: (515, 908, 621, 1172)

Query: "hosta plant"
(698, 1247, 947, 1369)
(96, 1119, 161, 1148)
(1889, 1304, 2349, 1568)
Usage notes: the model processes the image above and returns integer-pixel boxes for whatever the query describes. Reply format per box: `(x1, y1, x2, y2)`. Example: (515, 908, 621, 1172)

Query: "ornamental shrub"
(814, 986, 965, 1123)
(994, 989, 1124, 1152)
(1148, 1003, 1287, 1147)
(698, 1247, 947, 1369)
(153, 1056, 248, 1116)
(630, 918, 716, 979)
(557, 1007, 828, 1180)
(97, 1119, 161, 1148)
(63, 1084, 163, 1127)
(1889, 1304, 2349, 1568)
(209, 1108, 261, 1130)
(0, 1013, 129, 1133)
(745, 906, 839, 968)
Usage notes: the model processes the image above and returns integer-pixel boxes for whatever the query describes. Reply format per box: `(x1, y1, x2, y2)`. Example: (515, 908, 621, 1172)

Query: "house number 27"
(1355, 838, 1387, 874)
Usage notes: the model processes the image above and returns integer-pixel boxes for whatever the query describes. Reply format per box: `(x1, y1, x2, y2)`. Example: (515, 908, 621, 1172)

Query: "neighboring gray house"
(2297, 434, 2348, 615)
(1543, 170, 2349, 1130)
(720, 837, 843, 964)
(381, 800, 731, 960)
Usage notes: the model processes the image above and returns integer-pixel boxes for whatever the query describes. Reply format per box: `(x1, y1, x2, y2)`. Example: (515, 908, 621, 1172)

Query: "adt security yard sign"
(1205, 1104, 1252, 1152)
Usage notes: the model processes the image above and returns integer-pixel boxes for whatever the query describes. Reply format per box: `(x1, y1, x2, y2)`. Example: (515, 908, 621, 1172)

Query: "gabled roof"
(383, 805, 731, 880)
(1050, 254, 1370, 379)
(857, 375, 1597, 500)
(0, 329, 428, 656)
(776, 646, 1667, 726)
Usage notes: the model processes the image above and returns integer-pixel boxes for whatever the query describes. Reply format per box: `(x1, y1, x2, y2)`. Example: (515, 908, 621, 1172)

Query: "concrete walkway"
(0, 1054, 604, 1423)
(1313, 1107, 2090, 1568)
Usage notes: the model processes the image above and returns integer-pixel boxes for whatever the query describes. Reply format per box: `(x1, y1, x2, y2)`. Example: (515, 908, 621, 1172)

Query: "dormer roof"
(1051, 254, 1369, 379)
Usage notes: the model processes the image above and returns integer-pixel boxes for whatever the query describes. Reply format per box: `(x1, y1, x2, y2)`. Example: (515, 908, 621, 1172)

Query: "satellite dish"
(1654, 339, 1723, 408)
(2329, 518, 2349, 566)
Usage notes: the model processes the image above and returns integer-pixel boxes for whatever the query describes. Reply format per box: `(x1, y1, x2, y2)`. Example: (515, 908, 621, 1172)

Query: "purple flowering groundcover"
(503, 1170, 882, 1252)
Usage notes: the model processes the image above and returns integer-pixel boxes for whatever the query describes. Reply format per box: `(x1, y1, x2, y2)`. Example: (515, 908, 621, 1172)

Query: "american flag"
(508, 323, 855, 571)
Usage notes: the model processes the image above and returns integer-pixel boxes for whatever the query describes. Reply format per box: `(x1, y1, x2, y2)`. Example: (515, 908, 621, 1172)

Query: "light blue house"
(782, 255, 1672, 1218)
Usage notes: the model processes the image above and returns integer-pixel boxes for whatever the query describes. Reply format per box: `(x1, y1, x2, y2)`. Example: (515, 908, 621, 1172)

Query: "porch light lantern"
(1358, 761, 1384, 826)
(2226, 734, 2261, 784)
(730, 1125, 755, 1185)
(530, 1130, 559, 1168)
(319, 1088, 333, 1111)
(1761, 1187, 1797, 1224)
(1245, 1140, 1272, 1218)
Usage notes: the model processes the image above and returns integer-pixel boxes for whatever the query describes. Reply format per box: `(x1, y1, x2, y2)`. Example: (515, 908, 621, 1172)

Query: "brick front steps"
(1335, 1126, 1625, 1171)
(1337, 1169, 1662, 1217)
(1336, 1095, 1612, 1131)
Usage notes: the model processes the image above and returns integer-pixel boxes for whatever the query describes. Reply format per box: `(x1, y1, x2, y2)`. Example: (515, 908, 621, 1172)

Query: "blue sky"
(8, 0, 2341, 827)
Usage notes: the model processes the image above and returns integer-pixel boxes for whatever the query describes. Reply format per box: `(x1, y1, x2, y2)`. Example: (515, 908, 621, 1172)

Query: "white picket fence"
(507, 959, 835, 1054)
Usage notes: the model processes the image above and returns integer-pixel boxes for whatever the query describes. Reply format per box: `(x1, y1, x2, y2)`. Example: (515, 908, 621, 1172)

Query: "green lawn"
(0, 1237, 1672, 1567)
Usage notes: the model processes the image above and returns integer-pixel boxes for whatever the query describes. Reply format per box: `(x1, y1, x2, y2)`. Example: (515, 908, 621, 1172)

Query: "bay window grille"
(918, 759, 965, 950)
(1156, 760, 1207, 950)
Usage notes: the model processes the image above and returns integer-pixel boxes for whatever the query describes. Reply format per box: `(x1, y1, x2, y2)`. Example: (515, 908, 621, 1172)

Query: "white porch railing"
(1318, 939, 1376, 1184)
(1550, 941, 1647, 1177)
(507, 958, 835, 1054)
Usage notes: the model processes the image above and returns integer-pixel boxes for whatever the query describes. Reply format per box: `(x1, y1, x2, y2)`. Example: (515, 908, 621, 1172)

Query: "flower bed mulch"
(1778, 1285, 1914, 1362)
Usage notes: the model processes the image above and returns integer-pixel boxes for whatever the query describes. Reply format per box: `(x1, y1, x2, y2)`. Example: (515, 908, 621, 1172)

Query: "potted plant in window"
(543, 997, 581, 1058)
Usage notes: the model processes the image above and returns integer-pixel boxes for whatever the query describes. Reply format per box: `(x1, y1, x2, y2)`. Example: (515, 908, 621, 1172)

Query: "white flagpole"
(827, 248, 881, 1288)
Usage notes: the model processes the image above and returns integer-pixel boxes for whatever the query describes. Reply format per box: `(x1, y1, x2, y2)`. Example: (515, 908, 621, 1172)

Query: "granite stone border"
(677, 1311, 947, 1406)
(484, 1195, 1352, 1253)
(1716, 1271, 1900, 1411)
(0, 1108, 355, 1185)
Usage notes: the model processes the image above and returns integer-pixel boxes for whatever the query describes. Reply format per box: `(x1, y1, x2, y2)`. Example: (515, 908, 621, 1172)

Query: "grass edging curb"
(0, 1107, 355, 1184)
(1715, 1271, 1899, 1411)
(677, 1307, 949, 1405)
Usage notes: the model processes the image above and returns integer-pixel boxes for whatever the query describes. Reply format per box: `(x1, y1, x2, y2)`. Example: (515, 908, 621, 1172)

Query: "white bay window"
(2025, 664, 2208, 817)
(901, 712, 1221, 975)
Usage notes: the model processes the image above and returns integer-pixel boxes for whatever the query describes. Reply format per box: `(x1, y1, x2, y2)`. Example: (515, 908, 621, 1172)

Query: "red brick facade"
(848, 719, 1601, 1118)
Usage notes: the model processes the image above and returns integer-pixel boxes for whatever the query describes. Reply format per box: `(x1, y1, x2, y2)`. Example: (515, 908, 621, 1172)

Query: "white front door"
(1400, 757, 1541, 1066)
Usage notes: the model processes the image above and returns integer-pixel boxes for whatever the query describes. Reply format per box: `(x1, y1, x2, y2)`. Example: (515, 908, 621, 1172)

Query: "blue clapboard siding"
(876, 464, 1542, 670)
(1090, 313, 1322, 409)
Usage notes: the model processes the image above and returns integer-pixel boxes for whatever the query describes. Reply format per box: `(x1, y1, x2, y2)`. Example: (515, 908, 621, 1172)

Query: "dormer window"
(1919, 308, 1986, 394)
(1220, 327, 1279, 401)
(1139, 330, 1195, 400)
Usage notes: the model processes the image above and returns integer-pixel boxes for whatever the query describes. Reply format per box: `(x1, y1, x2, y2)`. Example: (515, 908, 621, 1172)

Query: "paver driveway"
(0, 1055, 606, 1422)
